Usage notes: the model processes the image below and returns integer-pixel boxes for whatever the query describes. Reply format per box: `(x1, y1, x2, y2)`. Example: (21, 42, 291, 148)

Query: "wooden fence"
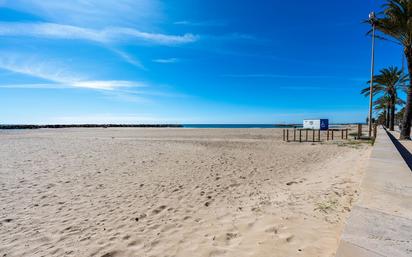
(282, 128, 349, 142)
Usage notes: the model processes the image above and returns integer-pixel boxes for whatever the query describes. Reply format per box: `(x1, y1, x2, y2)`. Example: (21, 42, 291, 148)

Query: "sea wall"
(0, 124, 183, 129)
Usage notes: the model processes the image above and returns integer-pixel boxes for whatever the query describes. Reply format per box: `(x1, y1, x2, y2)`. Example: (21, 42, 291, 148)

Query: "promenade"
(336, 127, 412, 257)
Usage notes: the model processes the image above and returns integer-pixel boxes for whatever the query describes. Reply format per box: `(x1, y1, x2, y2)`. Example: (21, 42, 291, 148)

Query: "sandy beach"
(0, 128, 370, 257)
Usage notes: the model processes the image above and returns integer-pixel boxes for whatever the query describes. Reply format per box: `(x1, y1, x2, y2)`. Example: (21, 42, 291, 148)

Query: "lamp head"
(369, 11, 376, 23)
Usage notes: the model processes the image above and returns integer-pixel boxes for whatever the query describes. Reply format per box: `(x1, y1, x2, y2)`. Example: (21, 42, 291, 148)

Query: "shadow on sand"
(385, 129, 412, 171)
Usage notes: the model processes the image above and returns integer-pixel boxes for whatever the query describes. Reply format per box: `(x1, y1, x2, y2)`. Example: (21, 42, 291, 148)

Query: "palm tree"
(373, 96, 390, 127)
(376, 108, 388, 126)
(374, 96, 405, 127)
(361, 66, 407, 131)
(372, 0, 412, 138)
(396, 107, 406, 125)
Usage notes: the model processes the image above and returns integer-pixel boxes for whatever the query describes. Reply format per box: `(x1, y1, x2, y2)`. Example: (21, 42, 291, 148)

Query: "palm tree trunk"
(386, 105, 390, 128)
(383, 108, 387, 126)
(400, 47, 412, 139)
(390, 97, 395, 131)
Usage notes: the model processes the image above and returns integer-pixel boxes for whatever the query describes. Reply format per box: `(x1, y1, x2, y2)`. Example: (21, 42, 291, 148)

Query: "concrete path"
(336, 127, 412, 257)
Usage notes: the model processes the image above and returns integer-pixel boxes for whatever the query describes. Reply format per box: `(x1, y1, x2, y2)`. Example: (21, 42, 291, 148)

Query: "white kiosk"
(303, 119, 329, 130)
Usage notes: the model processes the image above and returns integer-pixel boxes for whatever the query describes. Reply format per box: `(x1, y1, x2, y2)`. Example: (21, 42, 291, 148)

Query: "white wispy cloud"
(71, 81, 144, 90)
(0, 83, 69, 89)
(2, 0, 163, 28)
(0, 54, 83, 82)
(152, 58, 180, 64)
(109, 27, 198, 45)
(174, 20, 225, 27)
(109, 48, 146, 69)
(99, 90, 150, 103)
(0, 22, 199, 45)
(0, 1, 199, 69)
(0, 53, 187, 104)
(0, 53, 147, 90)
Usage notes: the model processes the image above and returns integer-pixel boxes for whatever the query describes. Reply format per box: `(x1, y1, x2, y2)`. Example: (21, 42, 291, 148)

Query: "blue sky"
(0, 0, 404, 124)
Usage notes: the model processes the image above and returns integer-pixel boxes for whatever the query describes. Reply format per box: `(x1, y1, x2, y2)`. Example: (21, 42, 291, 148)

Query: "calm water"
(183, 124, 301, 129)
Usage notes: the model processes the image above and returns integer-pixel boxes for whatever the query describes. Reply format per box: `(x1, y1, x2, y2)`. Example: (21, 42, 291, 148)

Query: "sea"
(182, 124, 301, 129)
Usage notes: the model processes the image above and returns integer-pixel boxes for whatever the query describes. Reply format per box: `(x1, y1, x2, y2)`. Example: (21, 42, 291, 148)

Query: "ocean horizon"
(0, 123, 364, 130)
(183, 124, 301, 128)
(182, 123, 361, 129)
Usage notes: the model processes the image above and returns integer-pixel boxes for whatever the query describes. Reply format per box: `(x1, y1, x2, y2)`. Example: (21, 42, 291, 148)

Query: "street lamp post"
(368, 11, 376, 138)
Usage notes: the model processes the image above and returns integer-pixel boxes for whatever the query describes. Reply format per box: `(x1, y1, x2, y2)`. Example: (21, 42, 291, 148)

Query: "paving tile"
(340, 206, 412, 257)
(336, 128, 412, 257)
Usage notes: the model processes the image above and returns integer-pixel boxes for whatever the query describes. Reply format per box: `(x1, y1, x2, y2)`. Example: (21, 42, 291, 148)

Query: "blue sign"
(320, 119, 329, 130)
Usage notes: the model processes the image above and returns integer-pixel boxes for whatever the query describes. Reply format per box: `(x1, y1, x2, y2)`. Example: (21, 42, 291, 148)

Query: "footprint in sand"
(279, 233, 294, 243)
(225, 232, 238, 241)
(264, 226, 278, 234)
(213, 232, 240, 244)
(100, 251, 123, 257)
(127, 239, 143, 249)
(209, 249, 227, 257)
(286, 181, 298, 186)
(151, 205, 167, 215)
(160, 223, 176, 233)
(3, 218, 13, 223)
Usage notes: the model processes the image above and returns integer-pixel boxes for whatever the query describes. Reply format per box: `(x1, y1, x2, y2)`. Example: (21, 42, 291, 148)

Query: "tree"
(361, 66, 407, 131)
(373, 96, 390, 127)
(376, 111, 387, 126)
(396, 107, 406, 126)
(373, 0, 412, 138)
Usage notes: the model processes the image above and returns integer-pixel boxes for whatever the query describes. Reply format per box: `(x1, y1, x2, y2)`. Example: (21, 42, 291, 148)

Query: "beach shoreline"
(0, 128, 371, 257)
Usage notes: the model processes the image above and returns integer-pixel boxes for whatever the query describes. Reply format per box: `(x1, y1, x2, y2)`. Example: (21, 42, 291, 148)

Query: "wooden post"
(283, 129, 285, 141)
(305, 129, 308, 141)
(299, 130, 302, 142)
(318, 129, 321, 142)
(341, 130, 344, 139)
(287, 129, 289, 142)
(294, 128, 296, 141)
(312, 130, 315, 142)
(327, 129, 329, 141)
(332, 130, 334, 140)
(357, 124, 362, 139)
(346, 129, 348, 139)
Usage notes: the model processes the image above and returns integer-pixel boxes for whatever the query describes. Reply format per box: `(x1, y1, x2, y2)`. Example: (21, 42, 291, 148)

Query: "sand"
(0, 128, 371, 257)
